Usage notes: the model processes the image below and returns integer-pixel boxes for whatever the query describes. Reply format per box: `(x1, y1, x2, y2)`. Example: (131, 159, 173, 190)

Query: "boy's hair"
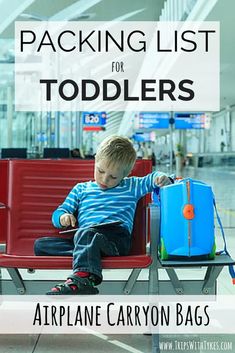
(95, 135, 137, 176)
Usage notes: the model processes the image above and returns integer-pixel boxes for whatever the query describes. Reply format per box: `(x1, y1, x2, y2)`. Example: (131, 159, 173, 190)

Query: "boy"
(34, 136, 172, 295)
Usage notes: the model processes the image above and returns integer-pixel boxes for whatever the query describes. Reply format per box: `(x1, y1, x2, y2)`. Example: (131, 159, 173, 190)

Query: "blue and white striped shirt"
(52, 171, 164, 233)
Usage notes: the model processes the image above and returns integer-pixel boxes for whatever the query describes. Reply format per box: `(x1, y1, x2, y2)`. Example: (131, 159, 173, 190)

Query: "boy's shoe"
(46, 274, 99, 295)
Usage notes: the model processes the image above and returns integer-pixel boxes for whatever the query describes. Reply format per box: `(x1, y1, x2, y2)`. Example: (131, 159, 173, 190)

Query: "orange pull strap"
(183, 204, 195, 220)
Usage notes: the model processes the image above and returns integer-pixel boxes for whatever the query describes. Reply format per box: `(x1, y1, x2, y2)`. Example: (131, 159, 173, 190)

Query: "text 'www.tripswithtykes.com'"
(159, 339, 233, 351)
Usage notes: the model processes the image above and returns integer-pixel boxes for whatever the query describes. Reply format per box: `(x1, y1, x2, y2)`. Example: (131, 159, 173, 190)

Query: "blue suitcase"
(159, 178, 216, 260)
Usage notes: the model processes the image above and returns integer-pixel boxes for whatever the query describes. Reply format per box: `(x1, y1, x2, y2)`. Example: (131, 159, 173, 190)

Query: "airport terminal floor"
(0, 165, 234, 353)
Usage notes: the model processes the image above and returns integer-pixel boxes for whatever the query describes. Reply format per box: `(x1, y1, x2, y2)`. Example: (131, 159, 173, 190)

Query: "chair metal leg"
(202, 265, 223, 294)
(7, 268, 26, 294)
(149, 204, 161, 353)
(165, 268, 184, 294)
(123, 268, 141, 294)
(152, 334, 160, 353)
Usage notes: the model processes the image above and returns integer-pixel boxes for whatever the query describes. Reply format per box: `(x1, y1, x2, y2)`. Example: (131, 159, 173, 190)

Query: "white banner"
(0, 295, 234, 334)
(15, 21, 220, 112)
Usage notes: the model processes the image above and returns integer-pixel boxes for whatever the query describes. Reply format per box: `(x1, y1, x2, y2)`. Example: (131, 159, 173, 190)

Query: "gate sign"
(82, 111, 107, 131)
(174, 112, 206, 129)
(82, 112, 107, 126)
(138, 112, 170, 129)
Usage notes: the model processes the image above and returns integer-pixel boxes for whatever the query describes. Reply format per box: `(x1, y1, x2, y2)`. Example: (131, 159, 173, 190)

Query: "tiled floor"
(0, 166, 234, 352)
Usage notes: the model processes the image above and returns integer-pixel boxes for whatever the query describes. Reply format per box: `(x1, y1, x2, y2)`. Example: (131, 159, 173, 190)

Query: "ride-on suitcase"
(159, 178, 216, 260)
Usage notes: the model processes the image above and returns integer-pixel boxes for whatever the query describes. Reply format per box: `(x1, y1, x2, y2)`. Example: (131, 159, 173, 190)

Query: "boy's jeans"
(34, 225, 131, 282)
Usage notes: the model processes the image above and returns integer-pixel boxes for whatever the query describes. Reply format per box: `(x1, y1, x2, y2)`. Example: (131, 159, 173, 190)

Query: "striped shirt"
(52, 171, 164, 233)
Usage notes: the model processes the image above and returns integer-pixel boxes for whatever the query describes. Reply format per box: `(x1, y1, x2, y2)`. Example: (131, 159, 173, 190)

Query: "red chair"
(0, 159, 154, 295)
(0, 160, 9, 252)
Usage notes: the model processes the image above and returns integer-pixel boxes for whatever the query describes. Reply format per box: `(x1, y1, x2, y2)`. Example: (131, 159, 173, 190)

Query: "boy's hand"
(60, 213, 76, 227)
(155, 175, 172, 188)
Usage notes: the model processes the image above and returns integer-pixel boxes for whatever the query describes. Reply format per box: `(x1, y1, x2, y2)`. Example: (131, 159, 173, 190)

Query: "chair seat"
(0, 254, 152, 270)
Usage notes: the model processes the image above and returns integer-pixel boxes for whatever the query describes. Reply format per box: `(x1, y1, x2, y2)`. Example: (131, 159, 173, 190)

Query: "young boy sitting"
(34, 136, 172, 295)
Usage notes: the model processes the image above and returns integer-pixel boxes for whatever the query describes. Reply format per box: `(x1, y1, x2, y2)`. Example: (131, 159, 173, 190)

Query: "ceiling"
(206, 0, 235, 110)
(0, 0, 234, 139)
(0, 0, 165, 38)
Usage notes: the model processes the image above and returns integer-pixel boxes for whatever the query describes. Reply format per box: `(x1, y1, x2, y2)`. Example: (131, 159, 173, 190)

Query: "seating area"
(1, 148, 27, 158)
(0, 158, 234, 295)
(1, 148, 73, 159)
(0, 159, 154, 295)
(42, 147, 71, 158)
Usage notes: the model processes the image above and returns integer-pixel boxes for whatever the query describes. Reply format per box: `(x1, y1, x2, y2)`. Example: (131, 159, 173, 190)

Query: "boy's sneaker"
(46, 274, 99, 295)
